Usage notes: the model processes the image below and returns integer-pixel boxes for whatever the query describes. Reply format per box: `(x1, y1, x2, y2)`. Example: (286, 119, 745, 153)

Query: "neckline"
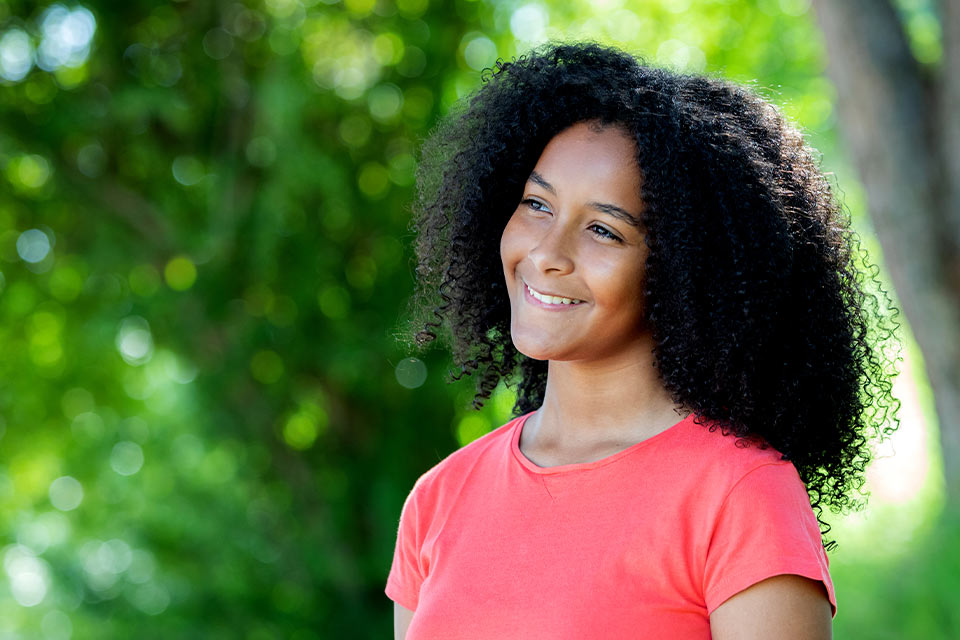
(510, 410, 697, 475)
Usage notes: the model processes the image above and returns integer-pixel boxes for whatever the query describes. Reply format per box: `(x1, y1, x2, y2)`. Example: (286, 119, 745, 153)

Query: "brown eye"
(522, 198, 549, 212)
(589, 224, 624, 243)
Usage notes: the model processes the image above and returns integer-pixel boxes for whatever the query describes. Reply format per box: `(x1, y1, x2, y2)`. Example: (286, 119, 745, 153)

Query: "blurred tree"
(809, 0, 960, 505)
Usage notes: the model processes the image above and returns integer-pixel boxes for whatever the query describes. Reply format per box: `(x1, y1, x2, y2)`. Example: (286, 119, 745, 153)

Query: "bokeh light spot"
(510, 5, 549, 43)
(396, 46, 426, 78)
(338, 114, 373, 148)
(164, 255, 197, 290)
(83, 538, 132, 579)
(283, 414, 317, 450)
(281, 400, 328, 451)
(61, 387, 95, 419)
(71, 411, 104, 440)
(15, 155, 52, 189)
(17, 518, 52, 554)
(202, 27, 233, 60)
(53, 62, 88, 89)
(171, 155, 205, 186)
(37, 5, 96, 71)
(49, 263, 84, 302)
(115, 316, 154, 366)
(157, 349, 198, 384)
(343, 0, 376, 17)
(395, 358, 427, 389)
(317, 285, 350, 319)
(17, 228, 52, 263)
(4, 545, 50, 607)
(357, 162, 389, 199)
(128, 582, 170, 615)
(251, 349, 284, 384)
(904, 10, 942, 64)
(372, 32, 404, 65)
(49, 475, 83, 511)
(0, 29, 34, 82)
(25, 73, 58, 103)
(110, 441, 144, 475)
(656, 39, 706, 72)
(41, 610, 72, 640)
(396, 0, 429, 18)
(27, 309, 65, 367)
(76, 142, 106, 177)
(199, 446, 238, 484)
(462, 34, 497, 71)
(367, 83, 403, 123)
(265, 0, 299, 18)
(127, 549, 156, 584)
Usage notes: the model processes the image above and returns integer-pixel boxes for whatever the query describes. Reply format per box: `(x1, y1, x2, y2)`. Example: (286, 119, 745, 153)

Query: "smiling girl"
(386, 42, 899, 639)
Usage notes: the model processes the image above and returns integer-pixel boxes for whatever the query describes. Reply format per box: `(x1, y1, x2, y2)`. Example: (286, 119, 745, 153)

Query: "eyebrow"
(527, 171, 642, 228)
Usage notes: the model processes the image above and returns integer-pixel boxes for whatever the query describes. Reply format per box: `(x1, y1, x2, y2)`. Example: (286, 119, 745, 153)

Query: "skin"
(393, 121, 832, 638)
(499, 120, 684, 461)
(395, 603, 413, 639)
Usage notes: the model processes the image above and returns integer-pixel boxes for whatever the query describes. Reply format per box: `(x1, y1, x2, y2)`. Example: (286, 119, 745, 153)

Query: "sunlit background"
(0, 0, 955, 637)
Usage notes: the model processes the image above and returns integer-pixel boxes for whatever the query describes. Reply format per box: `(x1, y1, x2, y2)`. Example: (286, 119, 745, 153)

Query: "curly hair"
(404, 41, 901, 551)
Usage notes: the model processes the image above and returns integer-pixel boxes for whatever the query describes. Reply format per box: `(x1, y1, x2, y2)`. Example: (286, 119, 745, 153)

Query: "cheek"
(499, 212, 524, 277)
(590, 255, 646, 310)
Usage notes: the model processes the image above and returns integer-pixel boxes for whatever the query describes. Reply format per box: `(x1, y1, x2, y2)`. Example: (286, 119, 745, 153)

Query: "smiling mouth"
(524, 282, 585, 306)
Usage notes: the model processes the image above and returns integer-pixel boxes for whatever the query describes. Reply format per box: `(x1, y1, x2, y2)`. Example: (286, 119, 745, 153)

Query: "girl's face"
(499, 121, 650, 363)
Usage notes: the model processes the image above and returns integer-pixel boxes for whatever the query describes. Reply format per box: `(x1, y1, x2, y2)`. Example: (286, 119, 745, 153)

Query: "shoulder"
(665, 414, 815, 525)
(679, 414, 795, 487)
(409, 413, 525, 500)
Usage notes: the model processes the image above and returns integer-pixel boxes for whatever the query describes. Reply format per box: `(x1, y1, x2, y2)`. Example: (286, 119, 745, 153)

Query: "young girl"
(386, 42, 899, 639)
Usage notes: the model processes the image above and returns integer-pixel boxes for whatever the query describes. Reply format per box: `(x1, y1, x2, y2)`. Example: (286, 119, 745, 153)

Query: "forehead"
(529, 122, 644, 200)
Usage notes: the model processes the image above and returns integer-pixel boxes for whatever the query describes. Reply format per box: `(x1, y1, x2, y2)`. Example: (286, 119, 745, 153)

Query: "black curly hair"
(404, 41, 901, 551)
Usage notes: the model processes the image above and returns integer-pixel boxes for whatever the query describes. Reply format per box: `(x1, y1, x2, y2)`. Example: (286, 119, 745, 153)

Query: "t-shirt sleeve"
(703, 461, 837, 618)
(385, 478, 426, 611)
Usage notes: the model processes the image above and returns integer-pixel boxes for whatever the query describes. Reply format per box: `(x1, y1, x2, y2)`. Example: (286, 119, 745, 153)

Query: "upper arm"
(394, 602, 415, 640)
(702, 462, 836, 616)
(709, 574, 833, 640)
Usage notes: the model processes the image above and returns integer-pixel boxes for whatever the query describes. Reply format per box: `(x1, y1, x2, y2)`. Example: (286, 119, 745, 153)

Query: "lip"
(522, 280, 586, 311)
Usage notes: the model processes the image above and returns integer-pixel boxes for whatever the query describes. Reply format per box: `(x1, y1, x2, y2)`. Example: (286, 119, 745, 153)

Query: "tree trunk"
(809, 0, 960, 504)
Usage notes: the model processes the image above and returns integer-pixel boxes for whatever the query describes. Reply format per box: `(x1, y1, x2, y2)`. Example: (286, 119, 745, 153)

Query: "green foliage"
(832, 504, 960, 639)
(0, 0, 952, 637)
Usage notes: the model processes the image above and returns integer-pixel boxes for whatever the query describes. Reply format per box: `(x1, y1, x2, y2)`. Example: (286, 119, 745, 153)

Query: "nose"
(528, 222, 575, 275)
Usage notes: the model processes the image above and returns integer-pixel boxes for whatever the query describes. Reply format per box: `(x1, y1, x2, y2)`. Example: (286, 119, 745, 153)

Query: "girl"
(386, 41, 899, 639)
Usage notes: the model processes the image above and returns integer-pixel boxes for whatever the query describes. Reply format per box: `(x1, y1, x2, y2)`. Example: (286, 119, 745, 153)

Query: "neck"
(528, 335, 687, 448)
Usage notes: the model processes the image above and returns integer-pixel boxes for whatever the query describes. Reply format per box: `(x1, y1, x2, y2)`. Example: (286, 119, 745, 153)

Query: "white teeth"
(525, 283, 583, 306)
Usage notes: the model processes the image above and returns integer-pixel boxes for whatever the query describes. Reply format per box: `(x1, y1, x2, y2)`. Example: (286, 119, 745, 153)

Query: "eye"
(521, 198, 550, 213)
(589, 224, 624, 243)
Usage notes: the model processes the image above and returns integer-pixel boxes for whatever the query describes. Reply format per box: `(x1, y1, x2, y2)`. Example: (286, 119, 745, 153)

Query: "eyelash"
(521, 198, 624, 244)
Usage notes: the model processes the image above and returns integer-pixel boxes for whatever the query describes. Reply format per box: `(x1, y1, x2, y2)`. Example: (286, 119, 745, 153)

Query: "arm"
(710, 574, 833, 640)
(394, 602, 415, 640)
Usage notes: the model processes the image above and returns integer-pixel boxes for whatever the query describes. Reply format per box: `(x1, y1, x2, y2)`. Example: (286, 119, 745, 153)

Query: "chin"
(510, 335, 570, 362)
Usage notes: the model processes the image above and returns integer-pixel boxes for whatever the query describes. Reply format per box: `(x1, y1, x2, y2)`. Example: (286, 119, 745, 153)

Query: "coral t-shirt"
(386, 411, 836, 639)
